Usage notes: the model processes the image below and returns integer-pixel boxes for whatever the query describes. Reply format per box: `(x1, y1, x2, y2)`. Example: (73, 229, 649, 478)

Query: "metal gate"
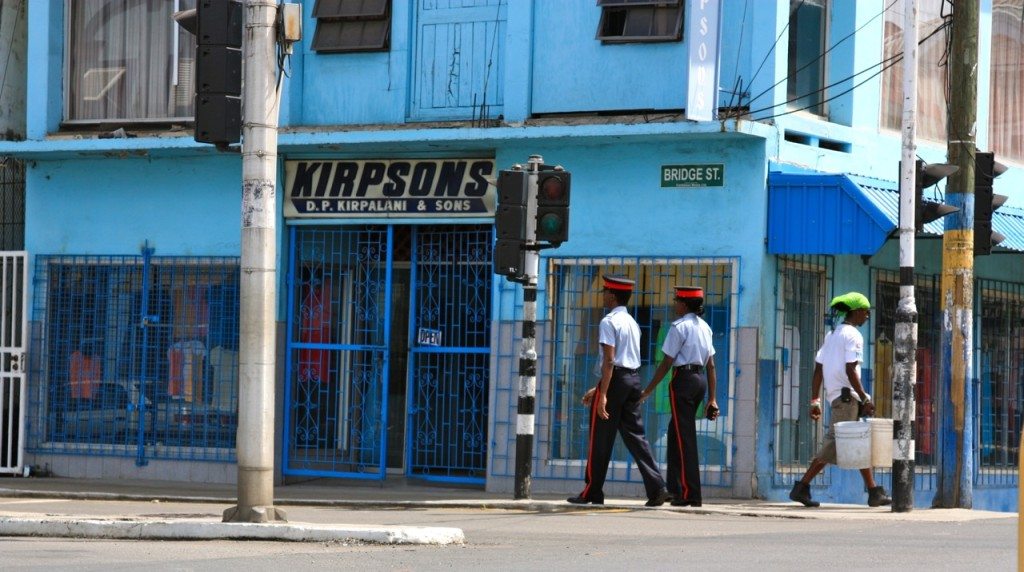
(407, 226, 491, 483)
(283, 225, 492, 483)
(0, 252, 27, 474)
(284, 226, 393, 479)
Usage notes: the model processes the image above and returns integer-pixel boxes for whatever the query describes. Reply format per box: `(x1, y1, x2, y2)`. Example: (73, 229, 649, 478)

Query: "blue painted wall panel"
(25, 156, 241, 257)
(531, 2, 688, 114)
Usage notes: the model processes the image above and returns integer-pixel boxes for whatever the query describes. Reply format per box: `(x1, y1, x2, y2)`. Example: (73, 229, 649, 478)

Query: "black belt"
(674, 364, 704, 373)
(613, 365, 640, 375)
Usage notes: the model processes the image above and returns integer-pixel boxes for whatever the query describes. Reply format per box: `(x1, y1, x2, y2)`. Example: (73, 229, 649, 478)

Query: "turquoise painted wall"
(25, 155, 242, 257)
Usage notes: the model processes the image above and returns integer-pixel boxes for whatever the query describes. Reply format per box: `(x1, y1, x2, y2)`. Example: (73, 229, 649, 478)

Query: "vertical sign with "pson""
(685, 0, 722, 122)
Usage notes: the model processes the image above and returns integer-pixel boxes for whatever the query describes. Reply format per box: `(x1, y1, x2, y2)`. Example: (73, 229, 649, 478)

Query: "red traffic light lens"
(540, 176, 565, 201)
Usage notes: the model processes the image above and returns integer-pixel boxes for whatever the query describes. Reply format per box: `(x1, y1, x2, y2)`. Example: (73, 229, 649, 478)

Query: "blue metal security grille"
(772, 255, 833, 486)
(975, 278, 1024, 487)
(871, 268, 940, 492)
(520, 257, 738, 489)
(284, 226, 392, 479)
(29, 252, 240, 464)
(407, 225, 491, 483)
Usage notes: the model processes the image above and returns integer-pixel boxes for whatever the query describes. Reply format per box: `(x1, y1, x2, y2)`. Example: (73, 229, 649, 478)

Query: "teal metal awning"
(768, 172, 1024, 255)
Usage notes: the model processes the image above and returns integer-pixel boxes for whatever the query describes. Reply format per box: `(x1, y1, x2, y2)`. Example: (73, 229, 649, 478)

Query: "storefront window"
(65, 0, 197, 123)
(879, 0, 948, 141)
(32, 255, 239, 458)
(546, 258, 735, 478)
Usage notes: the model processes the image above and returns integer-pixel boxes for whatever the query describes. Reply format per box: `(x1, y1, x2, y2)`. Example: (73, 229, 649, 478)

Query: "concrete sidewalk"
(0, 476, 1014, 543)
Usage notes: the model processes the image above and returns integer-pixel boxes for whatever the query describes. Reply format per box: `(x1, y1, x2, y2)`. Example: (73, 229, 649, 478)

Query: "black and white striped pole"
(892, 0, 918, 512)
(514, 155, 543, 500)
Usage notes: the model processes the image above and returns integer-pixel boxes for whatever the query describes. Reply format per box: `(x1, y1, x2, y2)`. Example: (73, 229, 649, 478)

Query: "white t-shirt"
(815, 323, 864, 403)
(598, 306, 642, 369)
(661, 313, 715, 367)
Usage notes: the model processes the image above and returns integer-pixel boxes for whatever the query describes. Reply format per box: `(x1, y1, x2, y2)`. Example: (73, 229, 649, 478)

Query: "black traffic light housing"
(535, 170, 571, 244)
(911, 159, 959, 231)
(174, 0, 243, 147)
(494, 169, 529, 280)
(973, 151, 1008, 255)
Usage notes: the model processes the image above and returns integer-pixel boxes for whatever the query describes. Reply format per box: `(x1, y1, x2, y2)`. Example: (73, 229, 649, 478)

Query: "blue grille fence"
(29, 251, 240, 464)
(771, 255, 833, 487)
(974, 278, 1024, 487)
(492, 256, 739, 490)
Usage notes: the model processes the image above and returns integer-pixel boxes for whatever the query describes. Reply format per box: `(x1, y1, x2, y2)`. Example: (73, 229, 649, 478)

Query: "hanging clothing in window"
(69, 350, 101, 399)
(168, 340, 207, 403)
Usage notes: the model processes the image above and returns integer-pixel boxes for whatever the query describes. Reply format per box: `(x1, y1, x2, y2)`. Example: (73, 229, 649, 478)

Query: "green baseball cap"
(830, 292, 871, 311)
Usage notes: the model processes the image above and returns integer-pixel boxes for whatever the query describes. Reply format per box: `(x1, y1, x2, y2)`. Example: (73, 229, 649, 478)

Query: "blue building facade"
(3, 0, 1023, 510)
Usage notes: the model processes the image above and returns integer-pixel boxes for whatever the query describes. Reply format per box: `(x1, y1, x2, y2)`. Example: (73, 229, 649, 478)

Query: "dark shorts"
(812, 398, 860, 465)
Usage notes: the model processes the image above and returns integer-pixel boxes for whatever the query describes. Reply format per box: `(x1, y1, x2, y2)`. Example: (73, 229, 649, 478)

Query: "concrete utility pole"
(935, 0, 977, 509)
(223, 0, 286, 523)
(892, 0, 919, 513)
(513, 155, 543, 500)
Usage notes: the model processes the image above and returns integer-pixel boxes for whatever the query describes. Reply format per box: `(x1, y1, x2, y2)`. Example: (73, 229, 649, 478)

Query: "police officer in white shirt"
(641, 285, 718, 507)
(789, 292, 892, 508)
(569, 276, 671, 507)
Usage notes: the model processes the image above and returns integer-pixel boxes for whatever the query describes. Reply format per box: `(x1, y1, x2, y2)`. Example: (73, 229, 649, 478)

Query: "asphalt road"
(0, 499, 1016, 571)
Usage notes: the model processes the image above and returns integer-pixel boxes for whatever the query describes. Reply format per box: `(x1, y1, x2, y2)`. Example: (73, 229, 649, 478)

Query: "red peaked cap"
(602, 275, 635, 291)
(675, 285, 704, 299)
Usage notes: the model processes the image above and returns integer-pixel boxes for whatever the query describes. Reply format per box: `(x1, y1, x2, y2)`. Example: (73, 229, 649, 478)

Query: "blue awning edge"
(768, 171, 1024, 254)
(767, 172, 896, 255)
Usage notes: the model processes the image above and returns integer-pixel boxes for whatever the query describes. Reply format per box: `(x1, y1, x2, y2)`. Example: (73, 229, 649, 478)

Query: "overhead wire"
(746, 20, 951, 122)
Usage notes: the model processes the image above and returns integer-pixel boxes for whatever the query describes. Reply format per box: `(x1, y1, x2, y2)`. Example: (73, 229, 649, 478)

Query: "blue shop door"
(409, 0, 506, 121)
(407, 225, 491, 483)
(284, 226, 393, 480)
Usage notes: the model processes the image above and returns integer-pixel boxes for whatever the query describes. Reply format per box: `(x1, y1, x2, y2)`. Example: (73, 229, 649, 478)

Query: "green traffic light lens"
(539, 213, 563, 234)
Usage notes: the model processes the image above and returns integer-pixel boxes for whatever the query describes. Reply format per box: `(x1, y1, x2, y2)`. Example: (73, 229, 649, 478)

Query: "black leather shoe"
(645, 489, 672, 507)
(670, 499, 702, 507)
(567, 495, 604, 505)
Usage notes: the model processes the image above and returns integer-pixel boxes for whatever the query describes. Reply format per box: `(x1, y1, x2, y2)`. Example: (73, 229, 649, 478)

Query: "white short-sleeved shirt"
(597, 306, 642, 370)
(815, 323, 864, 403)
(661, 313, 716, 367)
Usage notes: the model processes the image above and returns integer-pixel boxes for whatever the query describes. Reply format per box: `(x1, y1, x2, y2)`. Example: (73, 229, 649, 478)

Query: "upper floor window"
(990, 0, 1024, 163)
(66, 0, 196, 124)
(312, 0, 391, 53)
(879, 0, 948, 141)
(787, 0, 828, 116)
(596, 0, 684, 43)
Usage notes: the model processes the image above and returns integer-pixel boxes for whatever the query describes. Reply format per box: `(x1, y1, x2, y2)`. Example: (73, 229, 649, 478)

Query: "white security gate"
(0, 251, 27, 474)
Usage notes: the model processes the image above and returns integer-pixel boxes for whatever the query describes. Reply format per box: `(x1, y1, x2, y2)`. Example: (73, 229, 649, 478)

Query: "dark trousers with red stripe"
(667, 369, 707, 502)
(580, 370, 666, 502)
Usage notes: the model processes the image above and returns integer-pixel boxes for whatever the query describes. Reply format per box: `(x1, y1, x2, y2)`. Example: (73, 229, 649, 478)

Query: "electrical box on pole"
(173, 0, 243, 147)
(973, 151, 1008, 256)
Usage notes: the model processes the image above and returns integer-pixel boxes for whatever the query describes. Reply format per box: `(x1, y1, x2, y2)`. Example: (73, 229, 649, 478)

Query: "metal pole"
(935, 0, 977, 509)
(224, 0, 286, 523)
(892, 0, 919, 513)
(513, 155, 542, 500)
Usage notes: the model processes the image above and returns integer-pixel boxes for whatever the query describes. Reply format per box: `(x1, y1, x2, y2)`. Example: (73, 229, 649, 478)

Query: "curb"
(0, 516, 465, 544)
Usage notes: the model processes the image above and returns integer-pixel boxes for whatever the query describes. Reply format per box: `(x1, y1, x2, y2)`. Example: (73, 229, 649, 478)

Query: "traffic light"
(174, 0, 243, 146)
(911, 160, 958, 231)
(974, 151, 1008, 255)
(494, 169, 529, 280)
(535, 169, 571, 244)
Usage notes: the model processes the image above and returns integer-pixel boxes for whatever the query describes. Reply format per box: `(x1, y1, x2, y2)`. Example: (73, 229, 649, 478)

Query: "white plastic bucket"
(834, 420, 871, 469)
(869, 418, 894, 468)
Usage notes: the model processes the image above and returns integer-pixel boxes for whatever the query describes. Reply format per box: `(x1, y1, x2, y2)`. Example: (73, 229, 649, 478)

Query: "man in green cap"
(789, 291, 892, 508)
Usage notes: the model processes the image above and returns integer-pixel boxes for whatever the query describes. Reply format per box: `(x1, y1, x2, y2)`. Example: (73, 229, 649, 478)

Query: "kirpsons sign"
(284, 159, 495, 218)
